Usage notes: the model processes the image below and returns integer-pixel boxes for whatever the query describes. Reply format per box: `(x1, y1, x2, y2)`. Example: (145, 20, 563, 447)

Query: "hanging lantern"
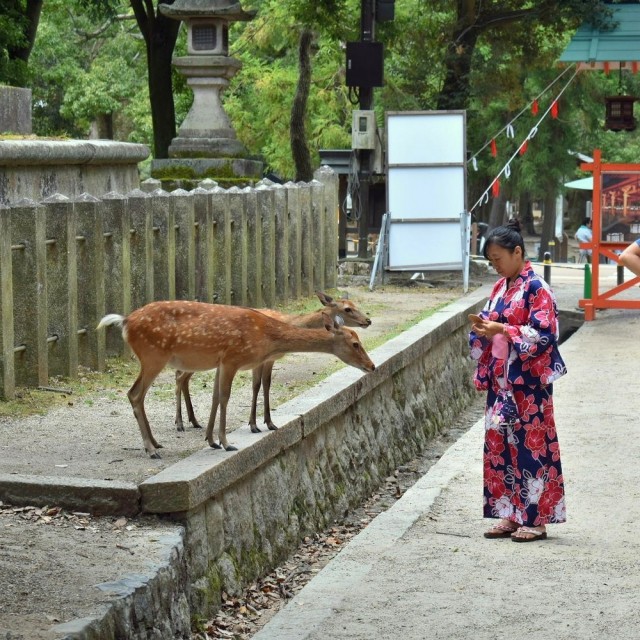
(604, 95, 638, 131)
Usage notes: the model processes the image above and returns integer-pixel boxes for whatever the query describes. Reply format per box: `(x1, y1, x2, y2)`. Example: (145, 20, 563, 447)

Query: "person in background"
(574, 217, 593, 263)
(469, 218, 568, 542)
(620, 238, 640, 277)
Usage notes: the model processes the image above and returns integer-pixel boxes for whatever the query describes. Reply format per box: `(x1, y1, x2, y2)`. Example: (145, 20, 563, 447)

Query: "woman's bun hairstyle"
(482, 217, 525, 260)
(506, 218, 522, 234)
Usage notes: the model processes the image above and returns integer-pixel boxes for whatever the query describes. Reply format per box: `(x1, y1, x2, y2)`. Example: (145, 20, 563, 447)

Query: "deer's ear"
(316, 290, 335, 307)
(321, 312, 334, 332)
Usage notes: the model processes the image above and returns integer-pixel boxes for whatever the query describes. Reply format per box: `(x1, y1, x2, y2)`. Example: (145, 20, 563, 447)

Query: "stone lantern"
(152, 0, 263, 185)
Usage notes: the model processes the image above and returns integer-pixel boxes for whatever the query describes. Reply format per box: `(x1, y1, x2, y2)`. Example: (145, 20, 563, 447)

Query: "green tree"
(128, 0, 181, 159)
(0, 0, 43, 86)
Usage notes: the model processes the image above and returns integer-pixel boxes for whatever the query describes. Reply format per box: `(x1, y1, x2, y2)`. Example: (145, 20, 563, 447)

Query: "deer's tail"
(97, 314, 126, 331)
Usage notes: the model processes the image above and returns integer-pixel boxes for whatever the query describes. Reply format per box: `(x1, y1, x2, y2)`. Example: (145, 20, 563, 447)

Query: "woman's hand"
(472, 319, 505, 339)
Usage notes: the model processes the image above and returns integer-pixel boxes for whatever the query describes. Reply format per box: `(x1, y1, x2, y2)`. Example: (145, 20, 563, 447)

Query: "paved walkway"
(253, 263, 640, 640)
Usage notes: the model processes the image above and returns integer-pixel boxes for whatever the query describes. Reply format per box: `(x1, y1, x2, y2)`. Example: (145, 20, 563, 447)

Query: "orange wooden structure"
(579, 149, 640, 320)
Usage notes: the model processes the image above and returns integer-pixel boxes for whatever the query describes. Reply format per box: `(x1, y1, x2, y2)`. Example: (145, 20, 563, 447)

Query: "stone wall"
(138, 291, 486, 619)
(0, 139, 149, 205)
(0, 86, 32, 134)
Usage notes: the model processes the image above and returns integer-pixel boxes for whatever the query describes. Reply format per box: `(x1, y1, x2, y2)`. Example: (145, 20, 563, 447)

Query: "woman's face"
(486, 243, 524, 280)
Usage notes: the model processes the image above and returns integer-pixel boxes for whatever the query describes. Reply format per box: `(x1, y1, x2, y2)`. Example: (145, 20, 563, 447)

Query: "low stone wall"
(0, 139, 149, 205)
(138, 291, 486, 620)
(0, 86, 32, 134)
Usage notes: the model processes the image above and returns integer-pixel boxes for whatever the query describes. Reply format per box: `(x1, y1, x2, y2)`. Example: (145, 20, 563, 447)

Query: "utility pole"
(358, 0, 374, 259)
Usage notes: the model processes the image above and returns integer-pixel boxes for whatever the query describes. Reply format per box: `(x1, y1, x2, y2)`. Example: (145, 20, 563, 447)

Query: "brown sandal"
(511, 526, 548, 543)
(484, 522, 518, 539)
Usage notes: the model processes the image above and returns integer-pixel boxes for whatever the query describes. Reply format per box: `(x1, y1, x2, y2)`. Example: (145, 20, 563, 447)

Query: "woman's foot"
(511, 526, 547, 542)
(484, 519, 519, 538)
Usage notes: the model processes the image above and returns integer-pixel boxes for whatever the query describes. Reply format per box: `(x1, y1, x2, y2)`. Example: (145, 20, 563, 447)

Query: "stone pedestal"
(152, 0, 263, 186)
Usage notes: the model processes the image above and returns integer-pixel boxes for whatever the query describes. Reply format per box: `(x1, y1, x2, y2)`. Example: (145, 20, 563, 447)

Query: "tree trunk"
(8, 0, 43, 63)
(436, 10, 478, 110)
(488, 193, 506, 230)
(130, 0, 180, 159)
(539, 188, 558, 261)
(519, 192, 537, 236)
(290, 29, 314, 182)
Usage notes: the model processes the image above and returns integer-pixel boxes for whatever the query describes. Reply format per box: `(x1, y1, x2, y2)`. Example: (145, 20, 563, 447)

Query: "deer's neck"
(266, 324, 333, 357)
(290, 309, 333, 328)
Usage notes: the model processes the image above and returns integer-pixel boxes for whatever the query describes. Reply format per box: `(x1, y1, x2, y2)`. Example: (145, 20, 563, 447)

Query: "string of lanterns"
(468, 64, 579, 213)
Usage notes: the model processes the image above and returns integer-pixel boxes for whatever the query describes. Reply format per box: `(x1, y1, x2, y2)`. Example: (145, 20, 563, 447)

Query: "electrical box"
(352, 110, 376, 150)
(345, 42, 384, 88)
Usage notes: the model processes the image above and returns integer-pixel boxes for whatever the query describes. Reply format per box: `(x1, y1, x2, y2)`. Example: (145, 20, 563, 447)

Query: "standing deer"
(174, 291, 371, 433)
(97, 301, 375, 458)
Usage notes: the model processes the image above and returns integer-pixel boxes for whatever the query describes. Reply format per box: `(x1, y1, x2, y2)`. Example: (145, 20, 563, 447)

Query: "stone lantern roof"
(159, 0, 256, 21)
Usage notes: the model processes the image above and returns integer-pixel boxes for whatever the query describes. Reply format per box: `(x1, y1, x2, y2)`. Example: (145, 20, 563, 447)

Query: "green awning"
(559, 4, 640, 70)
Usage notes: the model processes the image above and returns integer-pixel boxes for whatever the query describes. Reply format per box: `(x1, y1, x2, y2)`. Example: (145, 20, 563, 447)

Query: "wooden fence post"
(43, 193, 78, 381)
(211, 187, 231, 305)
(150, 190, 171, 302)
(285, 182, 301, 301)
(310, 179, 326, 293)
(299, 182, 314, 298)
(314, 167, 339, 289)
(228, 186, 247, 307)
(171, 189, 196, 301)
(244, 186, 262, 308)
(101, 192, 131, 357)
(127, 189, 154, 309)
(75, 193, 105, 372)
(192, 187, 213, 303)
(273, 184, 289, 305)
(257, 184, 276, 308)
(0, 204, 15, 398)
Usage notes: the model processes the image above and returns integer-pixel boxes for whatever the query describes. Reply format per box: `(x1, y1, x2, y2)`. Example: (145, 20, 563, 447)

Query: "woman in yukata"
(469, 218, 567, 542)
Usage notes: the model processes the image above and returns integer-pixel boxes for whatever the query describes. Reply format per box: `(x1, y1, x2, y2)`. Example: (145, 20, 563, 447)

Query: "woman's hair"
(482, 218, 525, 260)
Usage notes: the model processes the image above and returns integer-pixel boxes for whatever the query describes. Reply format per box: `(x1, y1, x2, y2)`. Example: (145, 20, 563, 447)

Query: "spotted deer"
(97, 300, 375, 457)
(174, 291, 372, 433)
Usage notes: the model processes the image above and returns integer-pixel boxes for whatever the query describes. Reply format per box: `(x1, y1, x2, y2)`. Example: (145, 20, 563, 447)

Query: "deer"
(174, 291, 372, 434)
(97, 300, 375, 458)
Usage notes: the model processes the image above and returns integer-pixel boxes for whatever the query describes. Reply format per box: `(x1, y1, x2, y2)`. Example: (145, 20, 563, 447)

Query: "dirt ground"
(0, 275, 485, 640)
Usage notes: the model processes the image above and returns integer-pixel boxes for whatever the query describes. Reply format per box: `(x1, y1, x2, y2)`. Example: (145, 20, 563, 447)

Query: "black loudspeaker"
(376, 0, 395, 22)
(345, 42, 384, 88)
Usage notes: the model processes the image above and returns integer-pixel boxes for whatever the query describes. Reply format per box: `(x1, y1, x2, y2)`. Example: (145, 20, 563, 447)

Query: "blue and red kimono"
(469, 261, 567, 526)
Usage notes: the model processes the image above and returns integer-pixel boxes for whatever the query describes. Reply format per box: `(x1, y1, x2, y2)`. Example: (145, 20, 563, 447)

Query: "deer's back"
(124, 301, 310, 371)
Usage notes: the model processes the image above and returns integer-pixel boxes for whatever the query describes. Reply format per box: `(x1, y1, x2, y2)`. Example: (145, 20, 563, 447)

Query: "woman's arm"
(620, 241, 640, 277)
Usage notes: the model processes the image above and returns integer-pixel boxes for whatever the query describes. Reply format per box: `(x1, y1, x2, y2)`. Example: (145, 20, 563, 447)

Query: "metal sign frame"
(385, 111, 469, 285)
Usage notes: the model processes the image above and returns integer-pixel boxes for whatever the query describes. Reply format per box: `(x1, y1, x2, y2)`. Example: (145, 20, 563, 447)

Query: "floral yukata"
(469, 261, 567, 527)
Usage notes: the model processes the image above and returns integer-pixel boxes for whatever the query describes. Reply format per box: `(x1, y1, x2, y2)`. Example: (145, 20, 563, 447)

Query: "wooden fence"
(0, 168, 339, 399)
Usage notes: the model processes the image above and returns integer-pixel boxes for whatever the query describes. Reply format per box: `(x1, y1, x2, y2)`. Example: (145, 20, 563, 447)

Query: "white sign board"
(385, 111, 469, 280)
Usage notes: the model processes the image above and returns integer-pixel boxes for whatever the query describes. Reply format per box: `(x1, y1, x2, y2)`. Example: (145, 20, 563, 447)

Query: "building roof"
(559, 3, 640, 70)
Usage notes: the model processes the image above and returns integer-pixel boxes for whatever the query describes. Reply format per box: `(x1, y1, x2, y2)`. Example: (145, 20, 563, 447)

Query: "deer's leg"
(212, 365, 238, 451)
(175, 370, 186, 432)
(182, 372, 202, 429)
(175, 371, 200, 431)
(261, 361, 278, 431)
(127, 361, 166, 458)
(205, 369, 222, 449)
(248, 365, 264, 433)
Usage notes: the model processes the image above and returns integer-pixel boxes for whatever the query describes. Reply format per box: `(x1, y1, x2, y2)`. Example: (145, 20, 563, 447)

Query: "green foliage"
(18, 0, 640, 207)
(29, 0, 149, 140)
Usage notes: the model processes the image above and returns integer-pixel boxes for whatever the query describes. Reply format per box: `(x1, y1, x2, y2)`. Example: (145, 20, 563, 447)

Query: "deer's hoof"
(149, 451, 162, 459)
(250, 424, 261, 434)
(176, 424, 185, 433)
(267, 423, 279, 431)
(224, 444, 238, 452)
(191, 423, 203, 430)
(208, 440, 223, 450)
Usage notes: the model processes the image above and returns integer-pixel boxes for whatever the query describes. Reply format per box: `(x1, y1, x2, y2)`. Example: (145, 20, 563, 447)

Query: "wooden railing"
(0, 169, 339, 398)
